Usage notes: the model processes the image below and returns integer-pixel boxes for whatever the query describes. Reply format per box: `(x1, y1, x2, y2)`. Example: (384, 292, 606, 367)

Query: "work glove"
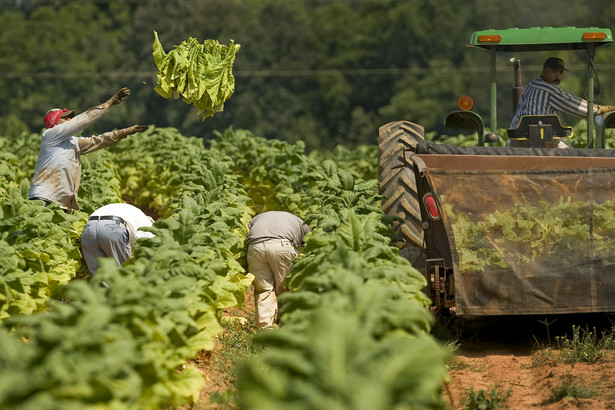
(117, 125, 149, 138)
(106, 87, 131, 107)
(596, 104, 615, 115)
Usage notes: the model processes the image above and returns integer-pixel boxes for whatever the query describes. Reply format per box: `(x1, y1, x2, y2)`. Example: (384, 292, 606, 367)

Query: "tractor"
(379, 26, 615, 316)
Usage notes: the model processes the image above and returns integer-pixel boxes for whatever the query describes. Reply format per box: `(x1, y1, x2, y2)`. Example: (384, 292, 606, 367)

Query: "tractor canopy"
(469, 26, 613, 52)
(465, 26, 613, 146)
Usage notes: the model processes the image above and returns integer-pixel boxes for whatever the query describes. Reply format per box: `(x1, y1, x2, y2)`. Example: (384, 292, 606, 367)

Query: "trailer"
(378, 26, 615, 316)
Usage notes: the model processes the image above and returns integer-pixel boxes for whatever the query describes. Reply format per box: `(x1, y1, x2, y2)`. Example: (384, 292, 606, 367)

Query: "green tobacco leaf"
(166, 365, 205, 406)
(152, 32, 240, 119)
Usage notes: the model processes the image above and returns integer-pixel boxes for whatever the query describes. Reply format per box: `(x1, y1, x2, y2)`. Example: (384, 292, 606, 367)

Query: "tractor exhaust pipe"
(511, 58, 523, 113)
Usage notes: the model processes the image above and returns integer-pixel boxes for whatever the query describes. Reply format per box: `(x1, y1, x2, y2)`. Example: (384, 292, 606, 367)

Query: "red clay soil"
(446, 342, 615, 409)
(444, 315, 615, 409)
(183, 296, 615, 410)
(178, 287, 256, 410)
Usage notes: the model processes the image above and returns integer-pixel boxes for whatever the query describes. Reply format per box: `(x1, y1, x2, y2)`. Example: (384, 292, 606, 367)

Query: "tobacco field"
(0, 127, 448, 409)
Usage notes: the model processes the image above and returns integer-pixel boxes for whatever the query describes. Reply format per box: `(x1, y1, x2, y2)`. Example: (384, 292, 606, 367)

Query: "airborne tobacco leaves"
(152, 31, 240, 120)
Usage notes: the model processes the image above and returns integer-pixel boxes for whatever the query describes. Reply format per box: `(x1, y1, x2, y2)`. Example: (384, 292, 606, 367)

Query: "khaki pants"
(247, 239, 297, 329)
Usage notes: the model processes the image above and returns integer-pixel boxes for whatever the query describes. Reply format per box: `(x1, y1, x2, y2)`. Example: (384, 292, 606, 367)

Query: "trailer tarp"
(425, 165, 615, 315)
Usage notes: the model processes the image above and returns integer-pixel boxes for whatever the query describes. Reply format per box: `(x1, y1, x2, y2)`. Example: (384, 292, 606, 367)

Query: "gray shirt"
(29, 105, 126, 210)
(246, 211, 310, 249)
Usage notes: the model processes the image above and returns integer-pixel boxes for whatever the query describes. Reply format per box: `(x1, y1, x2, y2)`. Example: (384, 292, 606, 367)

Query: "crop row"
(211, 129, 449, 409)
(0, 127, 447, 409)
(0, 128, 253, 409)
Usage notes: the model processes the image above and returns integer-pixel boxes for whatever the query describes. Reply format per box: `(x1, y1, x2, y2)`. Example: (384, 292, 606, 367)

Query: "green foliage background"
(3, 0, 615, 149)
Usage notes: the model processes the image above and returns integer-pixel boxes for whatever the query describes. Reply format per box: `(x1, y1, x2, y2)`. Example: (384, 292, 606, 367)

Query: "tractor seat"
(507, 115, 573, 148)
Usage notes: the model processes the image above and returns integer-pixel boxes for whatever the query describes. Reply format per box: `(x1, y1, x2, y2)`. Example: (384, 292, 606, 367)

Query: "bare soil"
(179, 287, 257, 410)
(184, 295, 615, 409)
(444, 314, 615, 409)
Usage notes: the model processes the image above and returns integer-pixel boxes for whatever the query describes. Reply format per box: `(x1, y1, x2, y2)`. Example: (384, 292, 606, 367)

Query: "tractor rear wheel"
(378, 121, 426, 269)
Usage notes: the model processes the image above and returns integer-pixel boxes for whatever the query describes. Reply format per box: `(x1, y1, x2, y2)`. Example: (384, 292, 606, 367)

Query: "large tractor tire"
(378, 121, 426, 268)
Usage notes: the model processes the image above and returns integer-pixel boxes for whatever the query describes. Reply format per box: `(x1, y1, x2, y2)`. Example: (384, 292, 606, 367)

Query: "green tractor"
(379, 26, 615, 316)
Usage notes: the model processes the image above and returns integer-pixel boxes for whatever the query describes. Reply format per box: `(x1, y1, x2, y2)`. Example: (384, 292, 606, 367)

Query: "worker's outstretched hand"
(106, 87, 131, 107)
(597, 104, 615, 115)
(124, 125, 149, 135)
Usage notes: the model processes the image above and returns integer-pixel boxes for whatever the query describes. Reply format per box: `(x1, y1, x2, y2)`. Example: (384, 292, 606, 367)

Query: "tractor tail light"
(423, 194, 441, 220)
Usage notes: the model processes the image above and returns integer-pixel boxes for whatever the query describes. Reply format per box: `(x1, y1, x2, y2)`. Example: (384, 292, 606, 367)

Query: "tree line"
(2, 0, 615, 150)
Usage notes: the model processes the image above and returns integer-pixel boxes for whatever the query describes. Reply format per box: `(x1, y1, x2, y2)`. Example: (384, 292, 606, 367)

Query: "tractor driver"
(510, 57, 615, 128)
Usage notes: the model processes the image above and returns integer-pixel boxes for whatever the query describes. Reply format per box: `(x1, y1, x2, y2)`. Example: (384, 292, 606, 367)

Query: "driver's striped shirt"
(511, 77, 596, 128)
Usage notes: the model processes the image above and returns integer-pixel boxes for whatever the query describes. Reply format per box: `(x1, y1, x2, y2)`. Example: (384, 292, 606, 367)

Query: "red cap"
(43, 108, 75, 129)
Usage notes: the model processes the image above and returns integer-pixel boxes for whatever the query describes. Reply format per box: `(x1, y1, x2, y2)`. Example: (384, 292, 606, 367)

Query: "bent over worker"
(29, 87, 149, 211)
(246, 211, 310, 329)
(81, 203, 155, 275)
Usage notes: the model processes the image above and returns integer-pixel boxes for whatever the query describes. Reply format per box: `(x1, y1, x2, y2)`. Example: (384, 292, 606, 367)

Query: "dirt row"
(447, 342, 615, 409)
(183, 288, 615, 409)
(445, 315, 615, 409)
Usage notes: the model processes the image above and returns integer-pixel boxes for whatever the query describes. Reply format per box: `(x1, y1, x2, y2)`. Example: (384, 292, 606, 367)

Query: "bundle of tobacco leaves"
(152, 31, 240, 120)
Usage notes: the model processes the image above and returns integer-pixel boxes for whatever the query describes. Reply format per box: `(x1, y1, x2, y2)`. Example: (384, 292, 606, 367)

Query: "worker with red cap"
(29, 87, 149, 210)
